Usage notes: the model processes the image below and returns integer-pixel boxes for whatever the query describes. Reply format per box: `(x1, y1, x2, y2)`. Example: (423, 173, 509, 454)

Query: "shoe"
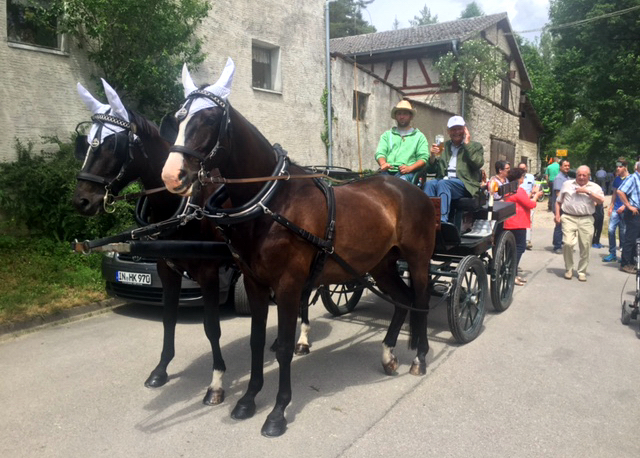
(564, 271, 572, 280)
(602, 254, 617, 262)
(553, 248, 562, 254)
(592, 243, 604, 249)
(578, 273, 587, 282)
(620, 265, 637, 274)
(526, 241, 533, 250)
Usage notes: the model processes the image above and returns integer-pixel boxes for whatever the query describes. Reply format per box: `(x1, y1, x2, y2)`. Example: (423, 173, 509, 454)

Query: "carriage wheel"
(447, 256, 488, 344)
(621, 300, 633, 325)
(320, 282, 364, 316)
(490, 231, 517, 312)
(536, 193, 545, 202)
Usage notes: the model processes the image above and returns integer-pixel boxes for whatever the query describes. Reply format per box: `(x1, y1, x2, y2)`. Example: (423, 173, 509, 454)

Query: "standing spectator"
(605, 168, 615, 195)
(552, 159, 571, 253)
(595, 166, 607, 190)
(505, 168, 544, 285)
(555, 166, 605, 281)
(616, 161, 640, 274)
(546, 157, 560, 211)
(603, 159, 629, 262)
(375, 100, 429, 183)
(487, 160, 510, 201)
(518, 162, 537, 250)
(592, 202, 605, 249)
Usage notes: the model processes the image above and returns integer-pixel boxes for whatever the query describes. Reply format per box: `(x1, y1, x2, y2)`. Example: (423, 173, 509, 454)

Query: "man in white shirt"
(555, 165, 606, 281)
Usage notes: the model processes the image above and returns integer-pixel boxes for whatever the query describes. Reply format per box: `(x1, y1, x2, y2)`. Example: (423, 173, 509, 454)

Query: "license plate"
(116, 271, 151, 286)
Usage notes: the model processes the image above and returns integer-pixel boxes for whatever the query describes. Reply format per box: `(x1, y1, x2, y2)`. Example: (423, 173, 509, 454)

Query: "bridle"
(169, 89, 232, 183)
(76, 113, 145, 213)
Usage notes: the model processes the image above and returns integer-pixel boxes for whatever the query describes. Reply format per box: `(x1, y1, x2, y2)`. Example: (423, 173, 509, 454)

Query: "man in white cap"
(423, 115, 484, 222)
(375, 100, 429, 182)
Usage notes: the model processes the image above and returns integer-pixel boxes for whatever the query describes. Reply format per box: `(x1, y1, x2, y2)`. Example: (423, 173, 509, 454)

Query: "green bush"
(0, 136, 137, 242)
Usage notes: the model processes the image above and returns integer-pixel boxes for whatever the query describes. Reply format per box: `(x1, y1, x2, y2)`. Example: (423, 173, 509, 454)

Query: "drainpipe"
(325, 1, 336, 166)
(451, 39, 465, 117)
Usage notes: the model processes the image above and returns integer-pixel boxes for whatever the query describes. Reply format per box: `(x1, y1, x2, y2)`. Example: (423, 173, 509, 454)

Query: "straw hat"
(391, 100, 416, 118)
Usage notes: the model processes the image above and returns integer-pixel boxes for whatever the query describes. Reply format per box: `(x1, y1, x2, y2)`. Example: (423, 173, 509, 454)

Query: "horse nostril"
(178, 169, 187, 181)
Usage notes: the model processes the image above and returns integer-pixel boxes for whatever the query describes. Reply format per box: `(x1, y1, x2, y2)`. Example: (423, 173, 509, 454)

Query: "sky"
(361, 0, 550, 42)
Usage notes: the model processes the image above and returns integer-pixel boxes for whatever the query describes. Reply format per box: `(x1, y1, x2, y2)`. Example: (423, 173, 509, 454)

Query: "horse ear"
(182, 63, 198, 96)
(77, 82, 108, 114)
(159, 112, 179, 144)
(102, 78, 129, 122)
(207, 57, 235, 99)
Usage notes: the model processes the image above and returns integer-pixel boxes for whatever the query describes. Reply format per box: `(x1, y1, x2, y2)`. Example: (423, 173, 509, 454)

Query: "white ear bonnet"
(76, 79, 130, 145)
(180, 57, 235, 115)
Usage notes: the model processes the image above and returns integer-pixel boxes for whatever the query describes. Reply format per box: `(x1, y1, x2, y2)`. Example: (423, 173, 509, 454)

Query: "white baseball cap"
(447, 115, 466, 128)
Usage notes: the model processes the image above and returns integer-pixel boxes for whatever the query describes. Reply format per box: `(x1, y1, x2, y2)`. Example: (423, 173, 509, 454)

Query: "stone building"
(330, 13, 543, 174)
(1, 0, 327, 165)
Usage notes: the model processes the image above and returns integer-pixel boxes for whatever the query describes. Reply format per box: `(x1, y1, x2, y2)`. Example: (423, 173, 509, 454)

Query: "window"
(501, 78, 510, 110)
(352, 91, 368, 120)
(6, 0, 60, 50)
(252, 41, 281, 92)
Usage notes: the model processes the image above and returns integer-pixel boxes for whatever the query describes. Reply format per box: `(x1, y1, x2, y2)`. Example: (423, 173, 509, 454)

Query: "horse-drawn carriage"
(313, 166, 517, 344)
(72, 60, 518, 436)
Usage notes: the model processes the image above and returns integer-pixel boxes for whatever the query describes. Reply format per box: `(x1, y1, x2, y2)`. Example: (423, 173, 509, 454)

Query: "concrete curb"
(0, 298, 126, 340)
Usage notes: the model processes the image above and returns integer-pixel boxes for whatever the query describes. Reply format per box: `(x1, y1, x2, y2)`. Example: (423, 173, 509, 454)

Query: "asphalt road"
(1, 224, 639, 458)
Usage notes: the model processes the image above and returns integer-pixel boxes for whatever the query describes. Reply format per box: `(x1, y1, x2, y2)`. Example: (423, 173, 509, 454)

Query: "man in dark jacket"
(423, 116, 484, 222)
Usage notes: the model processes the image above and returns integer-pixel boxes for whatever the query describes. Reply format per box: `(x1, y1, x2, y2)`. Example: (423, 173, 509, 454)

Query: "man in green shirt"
(375, 100, 429, 183)
(545, 157, 560, 211)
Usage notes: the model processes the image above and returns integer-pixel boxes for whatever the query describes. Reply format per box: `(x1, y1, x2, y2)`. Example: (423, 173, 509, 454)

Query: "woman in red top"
(505, 168, 544, 285)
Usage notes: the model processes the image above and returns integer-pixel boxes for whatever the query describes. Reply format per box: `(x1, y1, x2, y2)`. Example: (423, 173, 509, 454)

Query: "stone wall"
(1, 0, 327, 165)
(1, 0, 95, 162)
(330, 56, 403, 171)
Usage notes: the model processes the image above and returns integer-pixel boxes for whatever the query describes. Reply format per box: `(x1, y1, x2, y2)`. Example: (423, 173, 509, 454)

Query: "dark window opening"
(7, 0, 59, 49)
(352, 91, 368, 120)
(252, 45, 272, 90)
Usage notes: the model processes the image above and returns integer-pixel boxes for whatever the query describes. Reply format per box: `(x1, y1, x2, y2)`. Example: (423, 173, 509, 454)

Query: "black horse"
(161, 62, 437, 436)
(72, 83, 234, 405)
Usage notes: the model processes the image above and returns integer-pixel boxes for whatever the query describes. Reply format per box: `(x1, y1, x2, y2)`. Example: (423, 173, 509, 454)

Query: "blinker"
(176, 107, 188, 121)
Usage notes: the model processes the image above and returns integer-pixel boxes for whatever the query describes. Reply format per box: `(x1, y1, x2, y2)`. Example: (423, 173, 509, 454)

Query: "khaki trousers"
(561, 214, 595, 274)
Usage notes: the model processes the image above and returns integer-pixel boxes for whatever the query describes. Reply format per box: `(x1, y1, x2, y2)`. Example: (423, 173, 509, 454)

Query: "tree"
(393, 16, 401, 30)
(459, 1, 485, 19)
(409, 5, 438, 27)
(330, 0, 376, 38)
(36, 0, 210, 120)
(435, 39, 507, 118)
(518, 32, 568, 152)
(549, 0, 640, 165)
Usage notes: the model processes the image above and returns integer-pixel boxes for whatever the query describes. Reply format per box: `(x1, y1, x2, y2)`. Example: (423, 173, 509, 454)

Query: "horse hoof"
(382, 356, 399, 375)
(231, 401, 256, 420)
(144, 371, 168, 388)
(203, 388, 224, 405)
(294, 343, 310, 356)
(261, 417, 287, 437)
(409, 361, 427, 376)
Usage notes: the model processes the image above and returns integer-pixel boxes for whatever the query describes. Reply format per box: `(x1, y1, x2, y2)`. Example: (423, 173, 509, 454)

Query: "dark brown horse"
(161, 61, 437, 436)
(72, 82, 232, 405)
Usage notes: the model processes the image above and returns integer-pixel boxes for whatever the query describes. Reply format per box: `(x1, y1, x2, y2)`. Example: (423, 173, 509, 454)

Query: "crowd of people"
(374, 99, 637, 285)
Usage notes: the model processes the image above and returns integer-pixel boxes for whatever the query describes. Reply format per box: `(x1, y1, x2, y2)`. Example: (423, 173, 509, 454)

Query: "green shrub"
(0, 136, 137, 242)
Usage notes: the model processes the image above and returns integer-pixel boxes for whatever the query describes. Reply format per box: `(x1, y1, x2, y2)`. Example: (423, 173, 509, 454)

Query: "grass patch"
(0, 234, 107, 325)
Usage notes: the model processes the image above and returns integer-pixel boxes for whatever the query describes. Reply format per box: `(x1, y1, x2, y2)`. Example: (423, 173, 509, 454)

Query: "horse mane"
(128, 109, 161, 139)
